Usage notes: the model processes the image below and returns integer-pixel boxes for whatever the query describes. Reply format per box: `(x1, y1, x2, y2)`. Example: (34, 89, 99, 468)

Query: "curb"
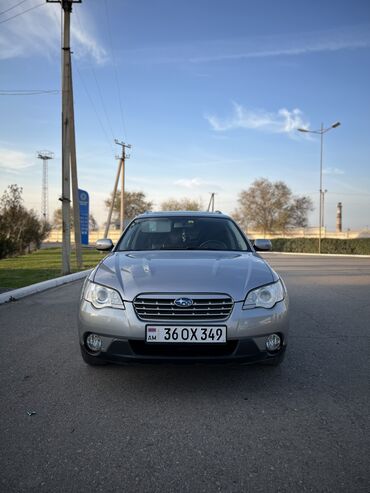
(0, 269, 92, 305)
(264, 252, 370, 258)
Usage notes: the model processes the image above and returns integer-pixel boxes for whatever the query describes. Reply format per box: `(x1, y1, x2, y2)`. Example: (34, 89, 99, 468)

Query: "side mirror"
(253, 239, 272, 252)
(96, 238, 114, 251)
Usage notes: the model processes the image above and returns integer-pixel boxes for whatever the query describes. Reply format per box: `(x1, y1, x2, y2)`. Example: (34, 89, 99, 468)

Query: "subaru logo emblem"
(174, 297, 193, 308)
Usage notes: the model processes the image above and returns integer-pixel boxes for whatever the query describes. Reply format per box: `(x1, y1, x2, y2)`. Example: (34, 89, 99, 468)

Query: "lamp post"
(297, 121, 340, 253)
(321, 189, 328, 229)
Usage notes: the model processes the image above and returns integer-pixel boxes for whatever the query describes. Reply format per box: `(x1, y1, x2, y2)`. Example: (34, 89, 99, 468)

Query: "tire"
(80, 346, 108, 366)
(260, 350, 286, 366)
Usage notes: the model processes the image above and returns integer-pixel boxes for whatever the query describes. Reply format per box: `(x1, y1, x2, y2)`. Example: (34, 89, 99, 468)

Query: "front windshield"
(116, 216, 251, 252)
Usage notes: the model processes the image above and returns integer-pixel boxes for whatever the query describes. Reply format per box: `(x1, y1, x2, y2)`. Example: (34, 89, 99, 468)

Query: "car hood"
(93, 251, 276, 302)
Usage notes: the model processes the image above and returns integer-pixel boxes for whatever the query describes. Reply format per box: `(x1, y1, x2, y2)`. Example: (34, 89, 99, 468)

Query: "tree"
(52, 207, 98, 231)
(161, 197, 203, 211)
(233, 178, 313, 233)
(0, 185, 51, 258)
(104, 190, 153, 228)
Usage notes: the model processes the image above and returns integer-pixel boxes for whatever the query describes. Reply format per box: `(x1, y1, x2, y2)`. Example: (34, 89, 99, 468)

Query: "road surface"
(0, 254, 369, 492)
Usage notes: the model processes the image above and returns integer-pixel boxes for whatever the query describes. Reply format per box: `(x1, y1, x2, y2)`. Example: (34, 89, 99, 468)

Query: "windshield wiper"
(158, 246, 199, 250)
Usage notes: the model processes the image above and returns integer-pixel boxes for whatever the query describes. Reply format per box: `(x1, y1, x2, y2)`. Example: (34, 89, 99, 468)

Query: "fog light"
(86, 334, 102, 352)
(266, 334, 281, 352)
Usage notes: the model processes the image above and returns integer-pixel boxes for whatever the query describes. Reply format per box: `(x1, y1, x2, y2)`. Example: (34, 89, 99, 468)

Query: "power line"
(75, 63, 115, 156)
(0, 89, 59, 95)
(301, 191, 370, 197)
(74, 9, 116, 142)
(0, 1, 45, 24)
(0, 0, 28, 17)
(104, 0, 128, 140)
(328, 192, 370, 197)
(90, 67, 116, 141)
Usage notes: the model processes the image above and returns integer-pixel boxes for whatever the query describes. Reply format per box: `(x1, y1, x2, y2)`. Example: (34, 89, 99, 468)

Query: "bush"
(270, 238, 370, 255)
(0, 185, 51, 259)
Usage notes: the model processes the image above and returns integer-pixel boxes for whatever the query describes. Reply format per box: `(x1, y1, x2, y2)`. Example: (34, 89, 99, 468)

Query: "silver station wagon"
(78, 212, 289, 366)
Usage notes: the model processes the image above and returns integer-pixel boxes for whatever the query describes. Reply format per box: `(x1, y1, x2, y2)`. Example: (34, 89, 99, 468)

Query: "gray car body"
(78, 212, 289, 364)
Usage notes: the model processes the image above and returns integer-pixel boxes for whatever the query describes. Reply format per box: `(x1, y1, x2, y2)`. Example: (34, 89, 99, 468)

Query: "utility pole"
(116, 140, 131, 231)
(207, 193, 215, 212)
(37, 151, 54, 222)
(104, 159, 121, 238)
(47, 0, 82, 274)
(104, 141, 131, 237)
(69, 63, 83, 269)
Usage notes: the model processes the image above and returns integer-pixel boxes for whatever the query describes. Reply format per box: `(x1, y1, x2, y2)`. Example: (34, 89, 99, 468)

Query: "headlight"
(83, 280, 125, 310)
(243, 280, 284, 309)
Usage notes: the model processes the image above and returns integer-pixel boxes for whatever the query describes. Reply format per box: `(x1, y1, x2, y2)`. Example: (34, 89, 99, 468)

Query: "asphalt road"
(0, 253, 369, 493)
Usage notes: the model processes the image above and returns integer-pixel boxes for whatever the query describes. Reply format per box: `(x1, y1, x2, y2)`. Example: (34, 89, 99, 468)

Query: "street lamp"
(322, 189, 328, 229)
(297, 121, 341, 253)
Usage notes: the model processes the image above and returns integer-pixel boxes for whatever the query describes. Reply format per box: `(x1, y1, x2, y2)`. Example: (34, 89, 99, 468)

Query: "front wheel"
(80, 346, 108, 366)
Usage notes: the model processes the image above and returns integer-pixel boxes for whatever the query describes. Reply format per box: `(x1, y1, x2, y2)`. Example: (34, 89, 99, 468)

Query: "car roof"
(134, 211, 231, 220)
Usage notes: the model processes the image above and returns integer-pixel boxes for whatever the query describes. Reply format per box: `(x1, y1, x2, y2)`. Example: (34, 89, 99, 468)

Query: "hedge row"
(270, 238, 370, 255)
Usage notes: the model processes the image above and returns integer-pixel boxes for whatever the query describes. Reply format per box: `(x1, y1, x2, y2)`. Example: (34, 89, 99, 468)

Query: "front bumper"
(80, 338, 286, 365)
(78, 297, 289, 365)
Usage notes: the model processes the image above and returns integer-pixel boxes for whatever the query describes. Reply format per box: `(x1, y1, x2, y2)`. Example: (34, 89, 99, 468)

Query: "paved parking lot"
(0, 253, 369, 492)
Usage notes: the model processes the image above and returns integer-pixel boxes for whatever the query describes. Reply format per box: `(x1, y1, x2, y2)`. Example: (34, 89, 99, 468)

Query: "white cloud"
(189, 38, 370, 64)
(122, 24, 370, 66)
(0, 148, 34, 173)
(70, 8, 108, 64)
(206, 103, 309, 135)
(174, 177, 224, 191)
(323, 167, 345, 175)
(174, 178, 203, 189)
(0, 2, 107, 64)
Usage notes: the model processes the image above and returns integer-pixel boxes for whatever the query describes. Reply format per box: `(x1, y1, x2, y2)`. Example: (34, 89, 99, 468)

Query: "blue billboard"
(78, 189, 89, 246)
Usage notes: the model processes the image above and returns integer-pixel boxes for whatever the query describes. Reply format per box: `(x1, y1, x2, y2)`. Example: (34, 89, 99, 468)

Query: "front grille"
(133, 295, 234, 321)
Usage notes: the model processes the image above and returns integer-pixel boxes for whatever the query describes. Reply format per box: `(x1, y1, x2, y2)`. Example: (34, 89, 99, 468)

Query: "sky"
(0, 0, 370, 231)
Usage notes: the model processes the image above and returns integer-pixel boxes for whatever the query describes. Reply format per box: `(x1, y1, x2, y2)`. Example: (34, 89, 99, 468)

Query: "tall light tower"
(37, 150, 54, 222)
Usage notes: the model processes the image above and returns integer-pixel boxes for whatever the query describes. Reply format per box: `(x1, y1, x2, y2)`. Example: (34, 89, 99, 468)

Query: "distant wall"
(46, 230, 123, 244)
(246, 228, 369, 240)
(45, 227, 370, 245)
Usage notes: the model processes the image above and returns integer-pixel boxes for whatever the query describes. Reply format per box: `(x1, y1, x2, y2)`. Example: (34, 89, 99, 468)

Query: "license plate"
(146, 326, 227, 343)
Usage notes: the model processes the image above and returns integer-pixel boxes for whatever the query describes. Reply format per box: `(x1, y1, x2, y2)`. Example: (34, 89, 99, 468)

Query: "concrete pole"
(120, 154, 125, 231)
(69, 59, 83, 269)
(61, 7, 71, 274)
(207, 193, 215, 212)
(104, 160, 121, 238)
(114, 140, 130, 232)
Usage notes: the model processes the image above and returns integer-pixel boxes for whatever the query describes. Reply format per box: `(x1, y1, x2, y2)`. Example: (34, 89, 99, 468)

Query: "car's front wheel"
(80, 346, 108, 366)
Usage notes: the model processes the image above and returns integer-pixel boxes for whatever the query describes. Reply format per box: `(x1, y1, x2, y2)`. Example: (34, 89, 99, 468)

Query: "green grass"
(0, 247, 105, 289)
